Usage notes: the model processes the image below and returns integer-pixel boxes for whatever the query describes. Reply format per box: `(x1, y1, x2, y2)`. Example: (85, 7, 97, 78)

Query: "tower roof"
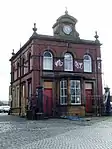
(52, 10, 77, 28)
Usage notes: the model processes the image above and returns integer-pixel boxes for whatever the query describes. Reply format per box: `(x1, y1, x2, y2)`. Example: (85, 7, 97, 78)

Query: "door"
(85, 83, 93, 113)
(43, 88, 53, 116)
(85, 89, 93, 112)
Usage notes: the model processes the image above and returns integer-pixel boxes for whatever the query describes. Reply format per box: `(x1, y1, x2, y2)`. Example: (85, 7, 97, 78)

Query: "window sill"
(83, 72, 92, 73)
(59, 103, 82, 106)
(60, 103, 67, 105)
(43, 69, 53, 71)
(70, 103, 81, 105)
(64, 70, 73, 72)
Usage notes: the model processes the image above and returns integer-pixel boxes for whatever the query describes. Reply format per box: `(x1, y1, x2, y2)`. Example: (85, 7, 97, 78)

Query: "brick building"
(10, 10, 103, 117)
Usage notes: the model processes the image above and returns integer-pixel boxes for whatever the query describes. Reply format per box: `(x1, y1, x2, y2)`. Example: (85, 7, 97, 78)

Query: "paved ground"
(0, 113, 112, 149)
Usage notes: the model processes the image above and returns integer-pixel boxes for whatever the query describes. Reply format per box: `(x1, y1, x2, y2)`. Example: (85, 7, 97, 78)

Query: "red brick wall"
(31, 39, 102, 97)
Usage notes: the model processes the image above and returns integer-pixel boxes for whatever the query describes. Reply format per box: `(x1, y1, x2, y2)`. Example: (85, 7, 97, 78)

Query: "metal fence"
(84, 95, 104, 116)
(26, 94, 50, 119)
(26, 94, 106, 120)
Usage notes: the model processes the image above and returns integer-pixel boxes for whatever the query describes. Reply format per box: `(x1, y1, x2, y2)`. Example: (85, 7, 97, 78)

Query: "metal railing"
(84, 95, 104, 116)
(26, 94, 52, 119)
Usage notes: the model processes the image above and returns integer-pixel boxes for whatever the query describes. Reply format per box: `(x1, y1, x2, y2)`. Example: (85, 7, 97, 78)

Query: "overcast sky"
(0, 0, 111, 101)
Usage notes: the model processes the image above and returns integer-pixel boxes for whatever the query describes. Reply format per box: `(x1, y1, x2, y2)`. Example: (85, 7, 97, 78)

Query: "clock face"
(63, 25, 72, 35)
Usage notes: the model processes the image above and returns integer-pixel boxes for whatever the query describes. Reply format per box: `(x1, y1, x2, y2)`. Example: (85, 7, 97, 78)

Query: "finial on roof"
(32, 23, 37, 32)
(30, 23, 38, 39)
(65, 7, 68, 14)
(94, 31, 99, 40)
(12, 49, 15, 56)
(94, 31, 100, 43)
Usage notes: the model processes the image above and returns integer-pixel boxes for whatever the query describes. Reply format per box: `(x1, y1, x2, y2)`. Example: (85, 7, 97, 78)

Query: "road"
(0, 113, 112, 149)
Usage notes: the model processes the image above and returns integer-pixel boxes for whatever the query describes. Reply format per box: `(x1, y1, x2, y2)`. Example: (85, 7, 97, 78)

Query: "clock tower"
(52, 9, 80, 39)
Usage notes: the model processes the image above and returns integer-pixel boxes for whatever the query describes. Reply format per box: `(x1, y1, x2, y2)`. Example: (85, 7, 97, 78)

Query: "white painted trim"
(71, 103, 81, 105)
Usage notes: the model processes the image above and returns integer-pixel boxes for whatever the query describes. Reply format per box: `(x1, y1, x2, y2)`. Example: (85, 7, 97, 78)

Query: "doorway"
(43, 81, 53, 116)
(44, 88, 53, 116)
(85, 83, 93, 113)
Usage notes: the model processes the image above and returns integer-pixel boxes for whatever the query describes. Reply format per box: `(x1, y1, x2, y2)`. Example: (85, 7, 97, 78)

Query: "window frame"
(83, 54, 92, 72)
(22, 58, 25, 75)
(64, 53, 73, 71)
(17, 62, 20, 78)
(28, 80, 32, 98)
(70, 80, 81, 105)
(28, 52, 31, 72)
(59, 79, 81, 105)
(11, 65, 15, 82)
(43, 51, 53, 70)
(60, 80, 67, 105)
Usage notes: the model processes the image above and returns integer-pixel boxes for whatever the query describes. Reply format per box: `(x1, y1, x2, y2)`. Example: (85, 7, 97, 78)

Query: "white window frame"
(64, 53, 73, 71)
(83, 55, 92, 72)
(70, 80, 81, 105)
(43, 51, 53, 70)
(60, 80, 67, 105)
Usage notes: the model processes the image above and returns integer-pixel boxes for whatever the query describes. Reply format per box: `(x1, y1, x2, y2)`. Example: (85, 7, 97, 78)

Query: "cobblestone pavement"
(0, 114, 112, 149)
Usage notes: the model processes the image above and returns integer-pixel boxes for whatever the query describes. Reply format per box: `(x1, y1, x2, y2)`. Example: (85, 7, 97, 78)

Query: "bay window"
(70, 80, 81, 104)
(60, 79, 81, 105)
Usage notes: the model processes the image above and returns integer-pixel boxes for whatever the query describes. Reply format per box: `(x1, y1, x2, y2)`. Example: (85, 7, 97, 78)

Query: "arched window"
(64, 53, 73, 71)
(28, 52, 31, 72)
(43, 51, 53, 70)
(22, 58, 25, 75)
(17, 62, 19, 77)
(83, 54, 92, 72)
(11, 65, 15, 82)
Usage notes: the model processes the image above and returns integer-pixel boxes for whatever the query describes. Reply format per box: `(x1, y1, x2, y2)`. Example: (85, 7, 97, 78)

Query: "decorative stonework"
(75, 61, 83, 69)
(55, 59, 63, 67)
(52, 10, 80, 39)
